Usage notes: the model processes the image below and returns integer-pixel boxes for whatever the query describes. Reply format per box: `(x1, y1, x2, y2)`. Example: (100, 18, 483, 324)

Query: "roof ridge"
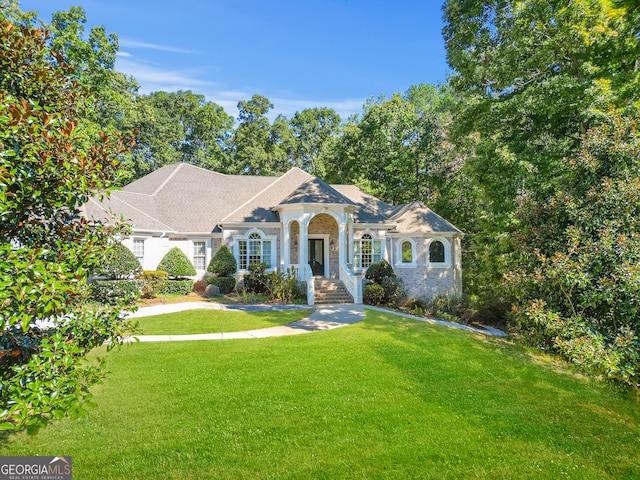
(279, 176, 356, 206)
(152, 163, 184, 196)
(220, 168, 311, 222)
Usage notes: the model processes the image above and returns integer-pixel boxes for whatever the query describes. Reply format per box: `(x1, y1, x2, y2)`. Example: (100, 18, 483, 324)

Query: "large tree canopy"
(0, 12, 136, 433)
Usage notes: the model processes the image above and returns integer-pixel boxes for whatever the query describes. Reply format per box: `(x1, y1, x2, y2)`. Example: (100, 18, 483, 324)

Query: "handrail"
(339, 263, 362, 303)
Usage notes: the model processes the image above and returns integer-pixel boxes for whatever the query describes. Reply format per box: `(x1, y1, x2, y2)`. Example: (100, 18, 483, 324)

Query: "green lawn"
(2, 310, 639, 479)
(137, 309, 314, 335)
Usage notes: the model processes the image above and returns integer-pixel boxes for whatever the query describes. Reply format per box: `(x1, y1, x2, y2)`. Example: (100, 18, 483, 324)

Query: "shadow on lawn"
(359, 310, 640, 477)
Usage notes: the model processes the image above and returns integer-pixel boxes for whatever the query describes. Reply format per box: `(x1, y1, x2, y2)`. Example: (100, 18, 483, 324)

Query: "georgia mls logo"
(0, 456, 72, 480)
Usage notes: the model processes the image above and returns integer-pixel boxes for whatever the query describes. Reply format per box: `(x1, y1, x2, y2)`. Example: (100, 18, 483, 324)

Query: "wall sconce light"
(330, 239, 335, 250)
(294, 240, 298, 248)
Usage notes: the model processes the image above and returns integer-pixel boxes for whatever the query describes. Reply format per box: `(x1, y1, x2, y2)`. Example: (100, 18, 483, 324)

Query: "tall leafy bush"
(157, 247, 196, 279)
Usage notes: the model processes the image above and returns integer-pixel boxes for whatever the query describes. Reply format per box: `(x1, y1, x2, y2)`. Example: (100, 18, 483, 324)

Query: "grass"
(2, 310, 638, 479)
(137, 309, 314, 335)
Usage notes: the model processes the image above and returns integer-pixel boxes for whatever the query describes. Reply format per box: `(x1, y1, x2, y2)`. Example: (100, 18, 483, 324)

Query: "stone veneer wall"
(308, 214, 339, 278)
(393, 236, 462, 300)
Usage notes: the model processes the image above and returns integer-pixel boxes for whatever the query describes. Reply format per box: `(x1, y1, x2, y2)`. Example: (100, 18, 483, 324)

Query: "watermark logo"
(0, 456, 72, 480)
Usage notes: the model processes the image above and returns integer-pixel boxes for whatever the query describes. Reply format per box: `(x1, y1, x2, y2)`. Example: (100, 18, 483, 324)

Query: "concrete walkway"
(124, 303, 365, 342)
(123, 301, 507, 343)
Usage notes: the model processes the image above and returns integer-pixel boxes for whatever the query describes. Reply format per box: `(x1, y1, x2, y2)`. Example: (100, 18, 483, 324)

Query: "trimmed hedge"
(157, 247, 196, 279)
(91, 279, 142, 305)
(161, 279, 194, 296)
(96, 243, 141, 279)
(206, 276, 236, 294)
(208, 245, 237, 277)
(364, 260, 394, 285)
(138, 270, 169, 299)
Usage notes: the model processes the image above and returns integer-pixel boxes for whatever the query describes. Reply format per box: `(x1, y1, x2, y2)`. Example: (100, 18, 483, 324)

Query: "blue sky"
(20, 0, 450, 120)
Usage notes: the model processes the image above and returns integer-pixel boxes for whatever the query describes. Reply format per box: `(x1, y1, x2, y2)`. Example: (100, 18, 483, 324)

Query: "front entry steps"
(313, 278, 354, 304)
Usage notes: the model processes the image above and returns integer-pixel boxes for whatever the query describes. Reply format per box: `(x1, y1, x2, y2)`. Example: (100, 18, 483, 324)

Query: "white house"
(82, 163, 463, 304)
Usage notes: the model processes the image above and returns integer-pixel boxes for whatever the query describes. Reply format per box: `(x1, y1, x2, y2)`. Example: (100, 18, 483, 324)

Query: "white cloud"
(118, 38, 194, 54)
(114, 58, 365, 121)
(116, 51, 133, 58)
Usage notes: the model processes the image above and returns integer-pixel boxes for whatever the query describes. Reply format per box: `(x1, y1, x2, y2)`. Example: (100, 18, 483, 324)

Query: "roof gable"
(279, 177, 356, 206)
(392, 201, 461, 234)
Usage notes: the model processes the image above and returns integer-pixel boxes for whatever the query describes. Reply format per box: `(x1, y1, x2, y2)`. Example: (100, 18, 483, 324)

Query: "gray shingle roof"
(83, 163, 275, 232)
(82, 164, 462, 235)
(391, 201, 462, 234)
(279, 177, 356, 206)
(330, 185, 395, 224)
(220, 167, 312, 223)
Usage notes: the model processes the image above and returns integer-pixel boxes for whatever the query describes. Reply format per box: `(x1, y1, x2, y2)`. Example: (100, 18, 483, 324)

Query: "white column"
(348, 221, 354, 265)
(282, 221, 290, 270)
(338, 222, 346, 267)
(299, 218, 309, 280)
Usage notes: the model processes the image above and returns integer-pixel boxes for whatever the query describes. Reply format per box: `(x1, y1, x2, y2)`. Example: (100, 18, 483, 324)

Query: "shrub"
(208, 245, 237, 277)
(267, 267, 300, 303)
(380, 275, 406, 306)
(138, 270, 168, 299)
(364, 260, 394, 285)
(243, 262, 269, 294)
(157, 247, 196, 279)
(207, 276, 236, 294)
(90, 279, 142, 305)
(96, 243, 141, 279)
(161, 279, 194, 296)
(364, 283, 386, 306)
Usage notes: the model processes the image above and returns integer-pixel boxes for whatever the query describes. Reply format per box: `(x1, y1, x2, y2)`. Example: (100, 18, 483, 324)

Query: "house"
(82, 163, 463, 304)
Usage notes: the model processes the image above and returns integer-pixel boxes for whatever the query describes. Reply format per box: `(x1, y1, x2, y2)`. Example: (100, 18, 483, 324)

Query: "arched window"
(429, 240, 445, 263)
(356, 232, 382, 268)
(401, 241, 413, 263)
(237, 231, 272, 270)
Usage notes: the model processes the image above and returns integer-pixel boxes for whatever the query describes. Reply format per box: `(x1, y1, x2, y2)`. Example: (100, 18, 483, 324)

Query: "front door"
(308, 239, 325, 276)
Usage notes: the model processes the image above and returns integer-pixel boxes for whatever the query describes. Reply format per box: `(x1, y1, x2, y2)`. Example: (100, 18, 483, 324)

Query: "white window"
(356, 233, 382, 268)
(133, 239, 145, 264)
(237, 231, 273, 270)
(427, 237, 451, 266)
(193, 241, 206, 270)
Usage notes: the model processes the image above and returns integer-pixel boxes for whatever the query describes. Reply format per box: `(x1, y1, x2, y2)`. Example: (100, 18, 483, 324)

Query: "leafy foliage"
(207, 276, 236, 295)
(95, 242, 141, 279)
(208, 244, 237, 278)
(157, 247, 196, 279)
(364, 260, 405, 306)
(0, 14, 136, 433)
(138, 270, 169, 299)
(363, 283, 386, 306)
(243, 262, 270, 294)
(507, 114, 640, 389)
(161, 279, 194, 296)
(90, 279, 143, 305)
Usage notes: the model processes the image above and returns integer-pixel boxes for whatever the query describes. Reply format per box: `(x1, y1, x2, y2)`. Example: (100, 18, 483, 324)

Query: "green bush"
(364, 283, 386, 306)
(267, 267, 300, 303)
(243, 262, 269, 294)
(364, 260, 394, 285)
(157, 247, 196, 279)
(161, 279, 194, 295)
(207, 276, 236, 294)
(208, 245, 237, 277)
(96, 243, 141, 280)
(138, 270, 168, 299)
(90, 279, 142, 305)
(380, 275, 406, 306)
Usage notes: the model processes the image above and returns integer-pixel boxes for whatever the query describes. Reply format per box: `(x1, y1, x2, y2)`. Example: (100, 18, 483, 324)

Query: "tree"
(289, 107, 341, 176)
(507, 112, 640, 389)
(229, 94, 291, 175)
(442, 0, 640, 323)
(0, 14, 136, 433)
(207, 245, 237, 278)
(157, 247, 196, 279)
(333, 85, 459, 206)
(96, 242, 141, 279)
(133, 90, 233, 177)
